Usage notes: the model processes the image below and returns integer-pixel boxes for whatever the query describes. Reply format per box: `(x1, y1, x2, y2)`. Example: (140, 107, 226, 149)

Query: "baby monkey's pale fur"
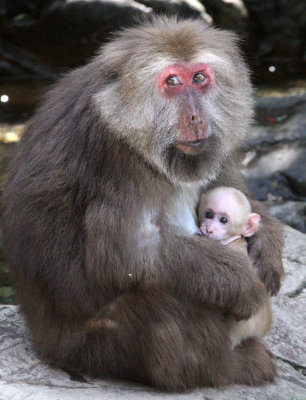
(198, 187, 272, 347)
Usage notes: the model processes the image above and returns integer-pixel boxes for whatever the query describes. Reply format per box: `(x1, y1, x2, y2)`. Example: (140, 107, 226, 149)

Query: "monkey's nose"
(189, 115, 203, 126)
(182, 87, 207, 140)
(207, 227, 213, 234)
(188, 116, 206, 138)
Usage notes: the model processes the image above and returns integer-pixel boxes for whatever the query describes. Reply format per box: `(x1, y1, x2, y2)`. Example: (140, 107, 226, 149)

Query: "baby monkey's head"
(198, 187, 260, 244)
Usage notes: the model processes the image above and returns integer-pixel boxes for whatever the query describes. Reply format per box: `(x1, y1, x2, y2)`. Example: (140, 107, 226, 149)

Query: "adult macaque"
(198, 187, 272, 347)
(2, 17, 284, 391)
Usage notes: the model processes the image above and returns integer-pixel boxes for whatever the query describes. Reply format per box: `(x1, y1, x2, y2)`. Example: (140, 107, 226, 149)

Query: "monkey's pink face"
(157, 64, 215, 156)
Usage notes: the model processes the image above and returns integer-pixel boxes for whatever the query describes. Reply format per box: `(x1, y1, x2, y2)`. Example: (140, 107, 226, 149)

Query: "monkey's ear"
(243, 213, 261, 237)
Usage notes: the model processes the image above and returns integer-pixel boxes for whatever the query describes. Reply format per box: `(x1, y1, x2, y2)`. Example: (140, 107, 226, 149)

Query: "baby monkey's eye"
(220, 216, 228, 224)
(205, 211, 213, 219)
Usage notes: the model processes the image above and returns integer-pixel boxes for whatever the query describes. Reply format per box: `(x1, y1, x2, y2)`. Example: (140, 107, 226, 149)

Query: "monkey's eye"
(205, 211, 213, 219)
(220, 216, 228, 224)
(166, 76, 181, 86)
(193, 72, 206, 83)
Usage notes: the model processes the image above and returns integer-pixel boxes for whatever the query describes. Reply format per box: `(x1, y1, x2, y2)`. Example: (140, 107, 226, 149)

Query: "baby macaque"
(198, 187, 272, 347)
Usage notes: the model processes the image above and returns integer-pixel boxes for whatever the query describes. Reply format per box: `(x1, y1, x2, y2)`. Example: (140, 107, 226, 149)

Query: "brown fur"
(2, 17, 283, 391)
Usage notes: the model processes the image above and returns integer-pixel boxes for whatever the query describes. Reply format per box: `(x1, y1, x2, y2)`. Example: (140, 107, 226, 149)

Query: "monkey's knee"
(144, 308, 236, 391)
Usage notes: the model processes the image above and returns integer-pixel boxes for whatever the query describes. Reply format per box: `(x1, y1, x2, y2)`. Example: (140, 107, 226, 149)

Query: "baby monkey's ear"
(243, 213, 261, 237)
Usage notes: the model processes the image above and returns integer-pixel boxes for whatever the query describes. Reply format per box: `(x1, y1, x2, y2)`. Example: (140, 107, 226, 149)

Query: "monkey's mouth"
(174, 139, 206, 155)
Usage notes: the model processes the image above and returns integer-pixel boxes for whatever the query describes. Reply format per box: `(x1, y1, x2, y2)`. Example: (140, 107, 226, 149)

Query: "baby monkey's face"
(200, 207, 231, 240)
(199, 189, 260, 244)
(199, 192, 241, 241)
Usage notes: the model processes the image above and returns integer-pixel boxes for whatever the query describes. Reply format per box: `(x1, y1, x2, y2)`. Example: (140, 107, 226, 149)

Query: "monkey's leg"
(230, 298, 272, 347)
(83, 284, 276, 391)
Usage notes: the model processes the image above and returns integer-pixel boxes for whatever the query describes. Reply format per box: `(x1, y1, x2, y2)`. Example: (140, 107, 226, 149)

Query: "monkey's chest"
(165, 189, 199, 235)
(138, 189, 199, 246)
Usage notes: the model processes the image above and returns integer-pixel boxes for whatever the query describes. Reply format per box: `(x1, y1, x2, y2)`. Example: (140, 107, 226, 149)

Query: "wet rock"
(0, 225, 305, 399)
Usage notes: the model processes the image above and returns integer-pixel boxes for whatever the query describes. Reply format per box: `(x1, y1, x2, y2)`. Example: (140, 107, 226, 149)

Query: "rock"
(251, 91, 306, 145)
(266, 226, 306, 369)
(0, 40, 56, 80)
(133, 0, 210, 19)
(0, 225, 305, 399)
(201, 0, 305, 82)
(248, 172, 297, 202)
(1, 0, 304, 84)
(246, 142, 305, 195)
(0, 0, 209, 77)
(0, 0, 210, 110)
(244, 90, 306, 232)
(201, 0, 249, 34)
(265, 200, 306, 233)
(241, 0, 305, 83)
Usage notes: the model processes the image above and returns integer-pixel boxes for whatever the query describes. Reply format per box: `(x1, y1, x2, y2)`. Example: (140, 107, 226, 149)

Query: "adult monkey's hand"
(248, 200, 284, 295)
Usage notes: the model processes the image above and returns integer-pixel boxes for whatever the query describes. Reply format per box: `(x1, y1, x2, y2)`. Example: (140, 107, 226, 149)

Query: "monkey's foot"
(233, 337, 277, 386)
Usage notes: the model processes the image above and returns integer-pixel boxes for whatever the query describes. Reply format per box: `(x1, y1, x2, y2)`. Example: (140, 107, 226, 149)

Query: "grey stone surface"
(244, 91, 306, 232)
(0, 225, 305, 399)
(265, 200, 306, 233)
(245, 93, 306, 188)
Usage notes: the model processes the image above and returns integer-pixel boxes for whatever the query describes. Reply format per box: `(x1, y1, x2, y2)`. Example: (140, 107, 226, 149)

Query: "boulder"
(244, 91, 306, 232)
(266, 201, 306, 233)
(0, 225, 305, 399)
(201, 0, 249, 34)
